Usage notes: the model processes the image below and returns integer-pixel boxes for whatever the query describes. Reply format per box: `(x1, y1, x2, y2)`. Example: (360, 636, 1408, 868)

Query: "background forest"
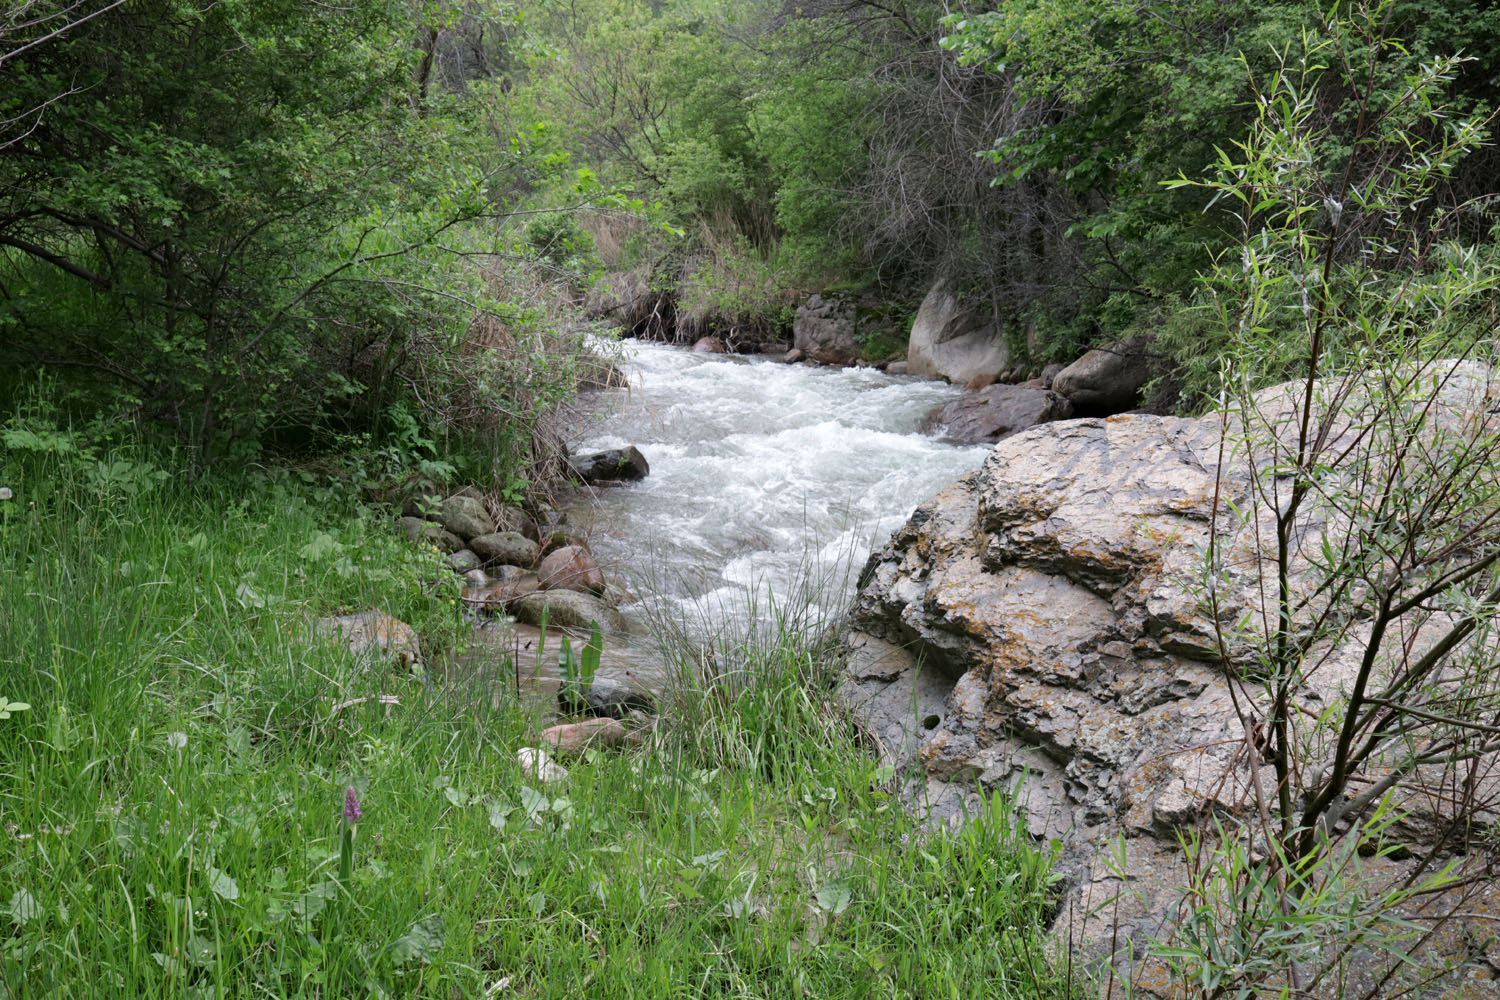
(5, 0, 1497, 473)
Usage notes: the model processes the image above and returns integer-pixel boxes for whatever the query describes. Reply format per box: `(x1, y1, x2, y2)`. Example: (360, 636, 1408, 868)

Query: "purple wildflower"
(344, 786, 363, 825)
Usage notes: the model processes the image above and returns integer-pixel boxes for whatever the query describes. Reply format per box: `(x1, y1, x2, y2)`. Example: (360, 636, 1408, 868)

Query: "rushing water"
(460, 340, 991, 708)
(560, 341, 992, 634)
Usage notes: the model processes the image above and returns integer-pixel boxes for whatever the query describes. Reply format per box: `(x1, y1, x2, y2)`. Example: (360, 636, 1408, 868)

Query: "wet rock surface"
(569, 446, 650, 484)
(513, 590, 628, 633)
(926, 383, 1073, 444)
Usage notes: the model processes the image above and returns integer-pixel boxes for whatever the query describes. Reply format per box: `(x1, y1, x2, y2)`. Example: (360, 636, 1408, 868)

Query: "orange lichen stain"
(325, 612, 420, 666)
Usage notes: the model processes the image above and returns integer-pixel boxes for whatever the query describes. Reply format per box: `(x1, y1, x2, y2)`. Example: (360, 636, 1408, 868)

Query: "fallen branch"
(330, 694, 400, 717)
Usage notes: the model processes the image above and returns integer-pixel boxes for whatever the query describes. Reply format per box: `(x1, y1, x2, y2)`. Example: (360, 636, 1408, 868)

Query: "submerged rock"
(569, 446, 649, 484)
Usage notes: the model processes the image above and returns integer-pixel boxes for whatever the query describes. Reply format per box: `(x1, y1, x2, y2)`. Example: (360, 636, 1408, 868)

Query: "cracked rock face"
(839, 367, 1500, 969)
(843, 417, 1248, 869)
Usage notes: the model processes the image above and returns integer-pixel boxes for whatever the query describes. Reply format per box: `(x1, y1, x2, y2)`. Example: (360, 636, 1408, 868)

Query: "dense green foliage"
(0, 0, 589, 479)
(497, 0, 1498, 374)
(4, 0, 1496, 441)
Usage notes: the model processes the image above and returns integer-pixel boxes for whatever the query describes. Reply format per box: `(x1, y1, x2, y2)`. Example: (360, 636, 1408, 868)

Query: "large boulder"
(926, 384, 1073, 444)
(469, 531, 539, 569)
(792, 293, 859, 365)
(513, 590, 628, 633)
(569, 446, 649, 484)
(841, 364, 1500, 976)
(439, 494, 495, 542)
(1050, 337, 1157, 414)
(906, 279, 1009, 384)
(536, 544, 606, 595)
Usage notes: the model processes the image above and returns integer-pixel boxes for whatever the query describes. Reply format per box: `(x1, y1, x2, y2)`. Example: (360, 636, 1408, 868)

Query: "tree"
(0, 0, 548, 468)
(1148, 5, 1500, 993)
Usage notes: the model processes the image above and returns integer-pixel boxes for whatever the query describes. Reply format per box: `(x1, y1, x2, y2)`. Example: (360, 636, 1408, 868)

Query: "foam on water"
(562, 341, 991, 634)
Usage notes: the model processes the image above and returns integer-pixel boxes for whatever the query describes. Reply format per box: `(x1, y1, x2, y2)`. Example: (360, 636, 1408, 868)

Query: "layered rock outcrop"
(843, 414, 1233, 856)
(841, 364, 1500, 972)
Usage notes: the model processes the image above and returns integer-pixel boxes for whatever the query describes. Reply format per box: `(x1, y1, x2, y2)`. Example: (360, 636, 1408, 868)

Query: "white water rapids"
(561, 341, 992, 635)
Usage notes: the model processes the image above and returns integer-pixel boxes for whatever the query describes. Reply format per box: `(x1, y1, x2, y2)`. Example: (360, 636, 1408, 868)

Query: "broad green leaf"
(390, 915, 445, 966)
(815, 880, 853, 915)
(206, 867, 239, 901)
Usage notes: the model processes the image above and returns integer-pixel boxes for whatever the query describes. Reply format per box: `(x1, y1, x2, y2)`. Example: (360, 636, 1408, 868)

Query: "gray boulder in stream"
(926, 384, 1072, 444)
(513, 590, 628, 633)
(470, 531, 539, 569)
(906, 279, 1009, 384)
(792, 293, 859, 365)
(569, 446, 649, 484)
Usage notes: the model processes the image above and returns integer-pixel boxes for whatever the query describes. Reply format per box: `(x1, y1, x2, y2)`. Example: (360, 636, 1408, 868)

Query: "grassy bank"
(0, 447, 1075, 999)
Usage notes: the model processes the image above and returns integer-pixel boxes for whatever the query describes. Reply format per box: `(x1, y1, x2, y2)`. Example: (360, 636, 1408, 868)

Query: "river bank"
(0, 427, 1074, 998)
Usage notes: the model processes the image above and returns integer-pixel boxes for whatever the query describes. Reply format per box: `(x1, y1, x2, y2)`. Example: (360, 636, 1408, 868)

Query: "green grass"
(0, 445, 1079, 998)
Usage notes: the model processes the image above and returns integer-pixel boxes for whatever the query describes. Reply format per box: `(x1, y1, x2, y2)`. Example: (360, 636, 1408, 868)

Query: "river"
(462, 340, 990, 703)
(564, 341, 989, 626)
